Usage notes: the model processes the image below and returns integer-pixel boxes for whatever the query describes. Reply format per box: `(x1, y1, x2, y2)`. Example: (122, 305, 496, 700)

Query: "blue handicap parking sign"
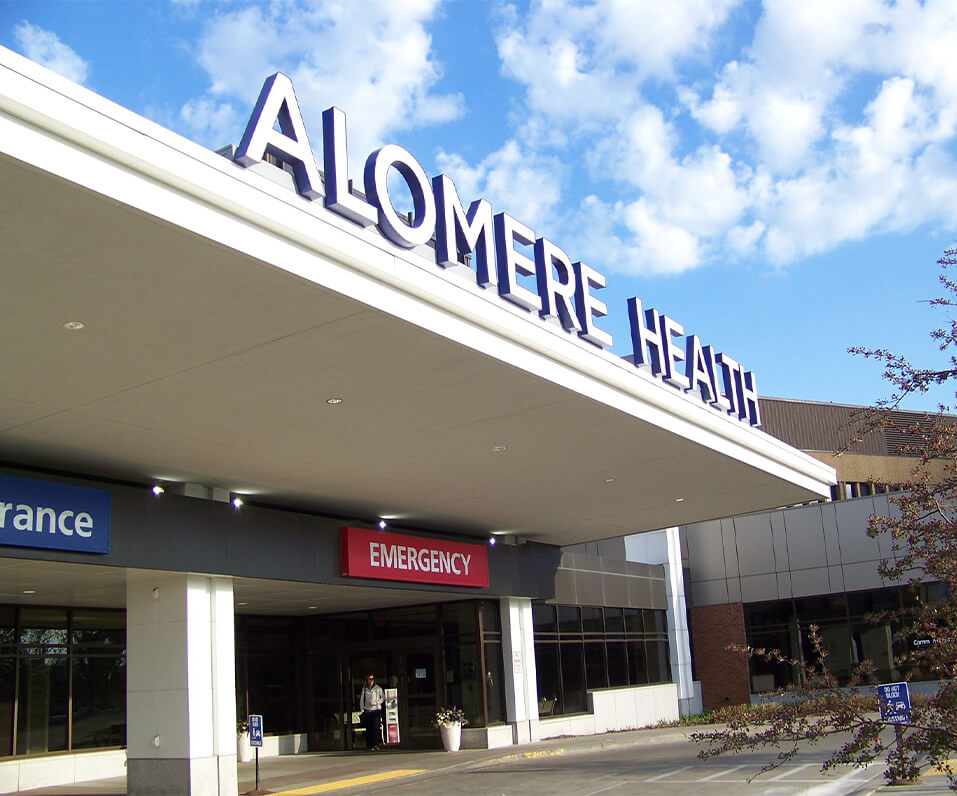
(248, 714, 264, 747)
(877, 682, 911, 724)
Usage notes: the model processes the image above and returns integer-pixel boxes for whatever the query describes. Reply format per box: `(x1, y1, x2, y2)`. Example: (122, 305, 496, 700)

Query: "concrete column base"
(510, 719, 531, 745)
(128, 755, 238, 796)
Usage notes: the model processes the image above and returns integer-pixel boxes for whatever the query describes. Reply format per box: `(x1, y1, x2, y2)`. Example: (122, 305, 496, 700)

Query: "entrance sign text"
(236, 73, 761, 427)
(0, 475, 111, 554)
(340, 526, 489, 588)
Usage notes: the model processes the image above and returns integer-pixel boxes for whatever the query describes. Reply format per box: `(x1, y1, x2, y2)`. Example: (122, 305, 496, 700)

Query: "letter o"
(364, 144, 436, 248)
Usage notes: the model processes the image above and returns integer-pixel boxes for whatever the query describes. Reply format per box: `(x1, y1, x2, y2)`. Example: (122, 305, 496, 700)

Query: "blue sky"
(2, 0, 957, 411)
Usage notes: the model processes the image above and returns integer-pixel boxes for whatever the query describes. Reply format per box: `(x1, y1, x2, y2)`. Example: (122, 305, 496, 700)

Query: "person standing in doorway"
(359, 673, 385, 750)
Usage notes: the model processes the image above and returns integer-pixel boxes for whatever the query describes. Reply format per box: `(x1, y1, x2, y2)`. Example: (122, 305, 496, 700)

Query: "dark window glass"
(483, 642, 506, 724)
(623, 608, 643, 634)
(72, 610, 125, 649)
(384, 605, 437, 639)
(16, 654, 68, 755)
(606, 642, 628, 687)
(626, 640, 647, 685)
(604, 608, 624, 634)
(645, 610, 667, 636)
(444, 641, 482, 727)
(581, 607, 603, 634)
(584, 641, 607, 690)
(534, 642, 560, 711)
(560, 642, 586, 713)
(479, 601, 501, 633)
(557, 606, 581, 635)
(441, 602, 477, 637)
(71, 654, 126, 748)
(532, 603, 557, 635)
(19, 608, 67, 652)
(0, 656, 13, 756)
(646, 641, 670, 684)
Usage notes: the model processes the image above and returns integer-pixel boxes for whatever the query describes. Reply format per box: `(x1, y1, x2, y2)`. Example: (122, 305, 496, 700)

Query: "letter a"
(234, 73, 323, 199)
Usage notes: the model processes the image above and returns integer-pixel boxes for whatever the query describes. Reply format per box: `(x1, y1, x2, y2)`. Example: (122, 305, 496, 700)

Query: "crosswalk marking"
(695, 764, 747, 781)
(766, 763, 813, 781)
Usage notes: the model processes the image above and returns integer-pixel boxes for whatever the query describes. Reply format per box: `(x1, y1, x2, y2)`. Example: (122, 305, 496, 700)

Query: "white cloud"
(13, 21, 88, 85)
(484, 0, 957, 275)
(436, 141, 564, 232)
(182, 0, 463, 160)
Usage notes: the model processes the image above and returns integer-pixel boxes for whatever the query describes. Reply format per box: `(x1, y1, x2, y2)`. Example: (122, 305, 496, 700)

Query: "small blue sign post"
(248, 714, 263, 791)
(877, 682, 912, 724)
(878, 682, 913, 783)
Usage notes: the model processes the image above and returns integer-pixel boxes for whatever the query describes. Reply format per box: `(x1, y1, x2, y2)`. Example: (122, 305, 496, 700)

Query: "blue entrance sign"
(877, 682, 912, 724)
(0, 475, 111, 554)
(248, 714, 263, 747)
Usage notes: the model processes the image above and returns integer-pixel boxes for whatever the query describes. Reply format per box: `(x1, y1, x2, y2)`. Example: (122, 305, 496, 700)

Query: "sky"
(2, 0, 957, 412)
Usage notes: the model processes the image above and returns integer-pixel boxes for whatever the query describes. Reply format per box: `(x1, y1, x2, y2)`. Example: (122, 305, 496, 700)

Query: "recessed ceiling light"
(674, 497, 685, 503)
(326, 397, 343, 405)
(492, 445, 507, 452)
(237, 601, 248, 606)
(603, 477, 616, 483)
(22, 589, 36, 595)
(307, 605, 318, 610)
(62, 321, 84, 331)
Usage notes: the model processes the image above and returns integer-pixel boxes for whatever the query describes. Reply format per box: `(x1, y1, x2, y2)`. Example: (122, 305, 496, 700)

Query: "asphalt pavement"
(20, 725, 957, 796)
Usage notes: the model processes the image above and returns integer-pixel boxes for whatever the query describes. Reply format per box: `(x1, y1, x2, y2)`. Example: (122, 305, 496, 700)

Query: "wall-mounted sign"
(235, 74, 762, 428)
(340, 526, 489, 588)
(0, 475, 111, 554)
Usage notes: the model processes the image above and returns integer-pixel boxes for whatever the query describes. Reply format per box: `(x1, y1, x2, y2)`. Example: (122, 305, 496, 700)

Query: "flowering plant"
(434, 705, 468, 727)
(237, 718, 249, 734)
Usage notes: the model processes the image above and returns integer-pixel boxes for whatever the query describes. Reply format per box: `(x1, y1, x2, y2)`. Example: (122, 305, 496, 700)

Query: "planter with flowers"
(434, 706, 467, 752)
(236, 718, 252, 762)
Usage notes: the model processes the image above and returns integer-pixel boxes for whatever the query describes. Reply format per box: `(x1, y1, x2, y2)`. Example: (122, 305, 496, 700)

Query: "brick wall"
(689, 602, 751, 710)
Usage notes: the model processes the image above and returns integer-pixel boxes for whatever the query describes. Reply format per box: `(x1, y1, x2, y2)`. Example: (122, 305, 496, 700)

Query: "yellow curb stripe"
(495, 748, 566, 763)
(270, 768, 426, 795)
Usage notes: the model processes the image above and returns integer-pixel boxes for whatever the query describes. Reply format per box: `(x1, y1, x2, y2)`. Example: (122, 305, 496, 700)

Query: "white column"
(625, 528, 699, 716)
(126, 572, 238, 796)
(499, 597, 537, 745)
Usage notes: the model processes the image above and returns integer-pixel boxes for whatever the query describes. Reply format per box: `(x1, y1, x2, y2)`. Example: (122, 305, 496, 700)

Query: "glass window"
(0, 656, 13, 756)
(532, 603, 557, 635)
(441, 603, 477, 637)
(606, 642, 628, 687)
(557, 606, 581, 635)
(627, 640, 647, 685)
(646, 640, 670, 684)
(534, 642, 560, 708)
(16, 654, 68, 755)
(583, 641, 607, 690)
(560, 642, 586, 713)
(483, 642, 506, 724)
(623, 608, 643, 634)
(71, 654, 126, 749)
(604, 608, 624, 634)
(581, 607, 603, 634)
(478, 601, 501, 634)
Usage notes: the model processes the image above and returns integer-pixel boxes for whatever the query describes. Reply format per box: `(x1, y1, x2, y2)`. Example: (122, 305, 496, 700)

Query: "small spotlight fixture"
(22, 589, 36, 595)
(62, 320, 85, 331)
(377, 520, 387, 530)
(325, 397, 343, 405)
(152, 485, 165, 496)
(237, 601, 248, 607)
(232, 496, 244, 509)
(307, 605, 318, 610)
(603, 477, 616, 484)
(674, 497, 685, 503)
(488, 537, 496, 546)
(492, 445, 507, 452)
